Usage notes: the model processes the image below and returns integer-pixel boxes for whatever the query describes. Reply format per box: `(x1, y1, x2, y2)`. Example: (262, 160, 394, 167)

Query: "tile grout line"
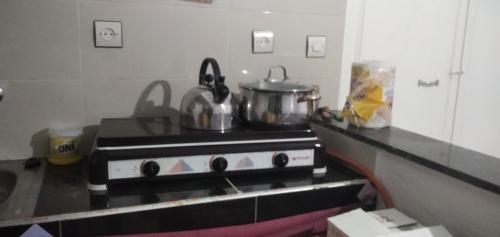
(78, 0, 342, 17)
(76, 0, 86, 126)
(58, 221, 62, 237)
(254, 196, 258, 223)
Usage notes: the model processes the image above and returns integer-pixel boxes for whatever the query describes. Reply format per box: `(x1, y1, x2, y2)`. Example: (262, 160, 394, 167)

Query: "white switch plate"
(252, 30, 274, 53)
(306, 35, 326, 58)
(94, 20, 123, 48)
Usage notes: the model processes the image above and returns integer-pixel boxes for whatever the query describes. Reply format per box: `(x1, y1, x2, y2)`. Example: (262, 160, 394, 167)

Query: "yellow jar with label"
(48, 126, 82, 165)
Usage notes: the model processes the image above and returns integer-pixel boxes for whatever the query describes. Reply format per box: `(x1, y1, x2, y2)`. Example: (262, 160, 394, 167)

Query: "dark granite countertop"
(314, 119, 500, 195)
(0, 156, 367, 229)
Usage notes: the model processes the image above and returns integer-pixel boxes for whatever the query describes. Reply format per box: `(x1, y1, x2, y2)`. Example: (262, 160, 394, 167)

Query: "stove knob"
(273, 153, 289, 168)
(142, 161, 160, 177)
(211, 157, 228, 173)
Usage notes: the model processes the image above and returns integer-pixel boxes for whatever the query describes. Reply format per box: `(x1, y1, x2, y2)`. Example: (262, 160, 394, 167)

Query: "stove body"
(88, 117, 326, 191)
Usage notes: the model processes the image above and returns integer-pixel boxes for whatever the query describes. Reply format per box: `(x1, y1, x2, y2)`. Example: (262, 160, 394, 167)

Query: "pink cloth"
(105, 204, 358, 237)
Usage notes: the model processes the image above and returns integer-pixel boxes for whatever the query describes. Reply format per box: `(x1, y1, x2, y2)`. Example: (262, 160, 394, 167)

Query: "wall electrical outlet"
(94, 20, 123, 48)
(306, 35, 327, 58)
(252, 30, 274, 53)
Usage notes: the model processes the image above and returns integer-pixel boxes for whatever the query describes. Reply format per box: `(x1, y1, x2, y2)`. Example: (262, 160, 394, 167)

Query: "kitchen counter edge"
(313, 119, 500, 195)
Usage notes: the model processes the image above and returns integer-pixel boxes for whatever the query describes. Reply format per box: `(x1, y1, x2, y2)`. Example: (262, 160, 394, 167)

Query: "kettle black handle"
(214, 76, 229, 104)
(199, 58, 221, 85)
(199, 58, 229, 104)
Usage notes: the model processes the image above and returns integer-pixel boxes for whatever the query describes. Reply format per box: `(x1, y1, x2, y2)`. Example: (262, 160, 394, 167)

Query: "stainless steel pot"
(239, 65, 321, 127)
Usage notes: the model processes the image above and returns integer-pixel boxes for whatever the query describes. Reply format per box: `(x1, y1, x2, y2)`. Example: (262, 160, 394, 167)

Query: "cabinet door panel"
(453, 0, 500, 158)
(360, 0, 464, 140)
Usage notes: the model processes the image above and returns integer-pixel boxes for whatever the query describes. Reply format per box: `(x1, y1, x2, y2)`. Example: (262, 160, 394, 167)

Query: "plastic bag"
(342, 61, 395, 128)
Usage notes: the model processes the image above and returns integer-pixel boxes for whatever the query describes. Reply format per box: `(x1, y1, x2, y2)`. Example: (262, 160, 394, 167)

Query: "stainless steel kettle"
(180, 58, 239, 130)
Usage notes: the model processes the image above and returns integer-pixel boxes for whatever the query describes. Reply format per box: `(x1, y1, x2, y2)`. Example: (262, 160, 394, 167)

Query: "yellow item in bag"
(351, 84, 384, 122)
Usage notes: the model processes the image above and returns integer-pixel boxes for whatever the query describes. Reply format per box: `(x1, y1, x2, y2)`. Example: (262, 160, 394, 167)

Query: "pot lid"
(239, 80, 314, 93)
(239, 65, 315, 93)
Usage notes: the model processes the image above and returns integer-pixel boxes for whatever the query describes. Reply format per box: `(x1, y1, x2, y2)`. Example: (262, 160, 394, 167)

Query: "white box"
(327, 209, 392, 237)
(368, 208, 418, 229)
(327, 209, 453, 237)
(378, 226, 453, 237)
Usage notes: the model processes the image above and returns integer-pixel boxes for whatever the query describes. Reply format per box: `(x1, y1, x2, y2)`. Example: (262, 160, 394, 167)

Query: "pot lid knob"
(265, 65, 289, 83)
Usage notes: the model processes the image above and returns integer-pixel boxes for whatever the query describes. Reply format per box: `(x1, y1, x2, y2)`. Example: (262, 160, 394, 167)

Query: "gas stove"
(88, 117, 326, 192)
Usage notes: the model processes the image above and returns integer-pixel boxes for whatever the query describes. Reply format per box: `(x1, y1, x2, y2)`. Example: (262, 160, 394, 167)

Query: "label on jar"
(50, 137, 80, 157)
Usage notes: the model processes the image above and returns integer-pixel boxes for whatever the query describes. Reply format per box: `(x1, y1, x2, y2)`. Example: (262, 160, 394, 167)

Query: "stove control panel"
(107, 149, 314, 180)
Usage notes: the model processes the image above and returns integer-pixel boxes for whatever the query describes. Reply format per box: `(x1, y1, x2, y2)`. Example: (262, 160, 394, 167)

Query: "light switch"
(252, 30, 274, 53)
(306, 35, 326, 58)
(94, 20, 123, 48)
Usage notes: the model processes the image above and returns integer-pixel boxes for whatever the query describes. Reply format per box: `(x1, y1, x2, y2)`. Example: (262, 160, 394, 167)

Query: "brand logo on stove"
(292, 156, 311, 161)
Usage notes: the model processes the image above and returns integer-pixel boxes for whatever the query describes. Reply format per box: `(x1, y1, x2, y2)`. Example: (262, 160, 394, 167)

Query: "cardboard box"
(368, 208, 419, 229)
(327, 208, 453, 237)
(327, 209, 393, 237)
(379, 226, 453, 237)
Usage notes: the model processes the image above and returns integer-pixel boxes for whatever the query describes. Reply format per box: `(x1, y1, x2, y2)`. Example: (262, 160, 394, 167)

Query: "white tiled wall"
(0, 0, 347, 159)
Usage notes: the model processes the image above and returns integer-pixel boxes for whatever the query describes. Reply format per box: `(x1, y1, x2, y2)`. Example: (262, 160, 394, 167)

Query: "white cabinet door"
(349, 0, 468, 141)
(452, 0, 500, 158)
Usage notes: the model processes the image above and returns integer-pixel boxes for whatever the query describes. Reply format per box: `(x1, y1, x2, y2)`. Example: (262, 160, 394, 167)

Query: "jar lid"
(49, 124, 82, 137)
(238, 65, 314, 93)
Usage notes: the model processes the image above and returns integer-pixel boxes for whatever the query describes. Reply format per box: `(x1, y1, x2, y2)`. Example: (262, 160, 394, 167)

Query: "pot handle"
(298, 94, 321, 119)
(298, 85, 321, 103)
(265, 65, 289, 82)
(297, 94, 321, 103)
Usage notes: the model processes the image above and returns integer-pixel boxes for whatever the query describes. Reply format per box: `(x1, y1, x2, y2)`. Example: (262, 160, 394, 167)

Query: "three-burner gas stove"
(87, 117, 326, 192)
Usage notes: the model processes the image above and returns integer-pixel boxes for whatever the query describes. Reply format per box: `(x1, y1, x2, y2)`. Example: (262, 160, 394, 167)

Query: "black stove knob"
(142, 161, 160, 177)
(211, 157, 228, 173)
(273, 153, 289, 168)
